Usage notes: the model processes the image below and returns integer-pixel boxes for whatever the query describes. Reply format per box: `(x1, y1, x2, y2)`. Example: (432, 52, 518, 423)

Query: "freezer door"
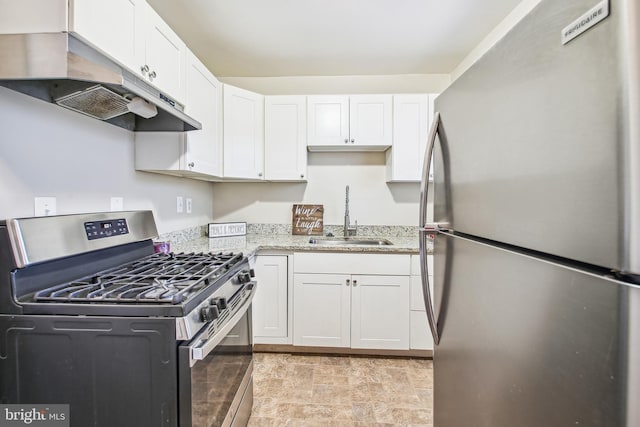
(432, 232, 638, 427)
(432, 0, 640, 273)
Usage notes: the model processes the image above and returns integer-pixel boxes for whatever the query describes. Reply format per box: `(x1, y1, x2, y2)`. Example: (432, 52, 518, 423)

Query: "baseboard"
(254, 344, 432, 358)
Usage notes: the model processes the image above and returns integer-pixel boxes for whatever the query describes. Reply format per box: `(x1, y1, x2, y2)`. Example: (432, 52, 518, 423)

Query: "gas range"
(0, 211, 256, 427)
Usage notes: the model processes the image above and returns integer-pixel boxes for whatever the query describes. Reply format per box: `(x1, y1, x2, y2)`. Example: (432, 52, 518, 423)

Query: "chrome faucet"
(344, 185, 358, 237)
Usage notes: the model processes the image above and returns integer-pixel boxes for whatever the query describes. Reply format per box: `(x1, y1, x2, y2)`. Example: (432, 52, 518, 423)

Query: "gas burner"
(33, 252, 244, 304)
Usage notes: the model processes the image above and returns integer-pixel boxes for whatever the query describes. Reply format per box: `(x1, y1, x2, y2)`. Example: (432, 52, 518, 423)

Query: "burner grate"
(33, 252, 243, 304)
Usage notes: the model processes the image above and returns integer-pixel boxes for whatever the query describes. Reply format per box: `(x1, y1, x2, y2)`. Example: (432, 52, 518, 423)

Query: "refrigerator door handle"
(419, 111, 442, 345)
(419, 112, 450, 231)
(420, 229, 439, 345)
(419, 112, 439, 228)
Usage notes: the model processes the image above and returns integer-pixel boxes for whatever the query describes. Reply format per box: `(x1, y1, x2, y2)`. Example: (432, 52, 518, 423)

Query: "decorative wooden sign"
(292, 204, 324, 235)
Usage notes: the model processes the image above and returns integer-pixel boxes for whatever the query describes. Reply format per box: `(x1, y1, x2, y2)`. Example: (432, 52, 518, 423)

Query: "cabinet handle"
(300, 174, 305, 179)
(188, 162, 195, 168)
(258, 172, 263, 177)
(141, 64, 149, 73)
(148, 70, 157, 81)
(344, 139, 349, 143)
(346, 279, 350, 286)
(350, 139, 355, 143)
(352, 279, 358, 286)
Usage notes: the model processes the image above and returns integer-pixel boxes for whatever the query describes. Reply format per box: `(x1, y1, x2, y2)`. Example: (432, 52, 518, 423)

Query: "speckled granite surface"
(166, 224, 428, 256)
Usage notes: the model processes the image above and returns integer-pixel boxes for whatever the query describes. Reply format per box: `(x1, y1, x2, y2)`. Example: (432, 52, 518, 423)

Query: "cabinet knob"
(350, 139, 355, 143)
(141, 64, 149, 73)
(258, 172, 263, 177)
(188, 162, 195, 168)
(346, 279, 350, 286)
(300, 174, 305, 179)
(344, 139, 349, 143)
(352, 279, 358, 286)
(149, 70, 157, 81)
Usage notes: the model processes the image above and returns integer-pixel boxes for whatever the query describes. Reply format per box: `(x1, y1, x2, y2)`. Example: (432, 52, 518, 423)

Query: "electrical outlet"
(110, 197, 124, 211)
(176, 196, 184, 213)
(34, 197, 57, 216)
(186, 198, 192, 214)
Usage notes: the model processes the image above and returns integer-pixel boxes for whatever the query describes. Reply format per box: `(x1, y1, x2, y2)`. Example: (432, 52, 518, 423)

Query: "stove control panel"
(84, 218, 129, 240)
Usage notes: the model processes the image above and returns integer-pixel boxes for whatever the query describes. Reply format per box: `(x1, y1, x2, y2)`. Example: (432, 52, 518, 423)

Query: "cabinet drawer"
(294, 252, 410, 275)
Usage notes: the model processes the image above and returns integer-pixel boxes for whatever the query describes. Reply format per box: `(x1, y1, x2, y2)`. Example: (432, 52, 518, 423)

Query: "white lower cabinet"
(252, 255, 291, 344)
(350, 274, 410, 349)
(293, 273, 351, 347)
(410, 254, 434, 350)
(292, 253, 411, 350)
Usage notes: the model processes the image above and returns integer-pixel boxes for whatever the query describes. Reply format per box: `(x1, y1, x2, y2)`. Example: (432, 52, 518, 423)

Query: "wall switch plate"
(34, 197, 57, 216)
(110, 197, 124, 211)
(176, 196, 184, 213)
(186, 198, 192, 214)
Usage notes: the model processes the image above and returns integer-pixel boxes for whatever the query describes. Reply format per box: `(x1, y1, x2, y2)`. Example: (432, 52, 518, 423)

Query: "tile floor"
(248, 352, 433, 427)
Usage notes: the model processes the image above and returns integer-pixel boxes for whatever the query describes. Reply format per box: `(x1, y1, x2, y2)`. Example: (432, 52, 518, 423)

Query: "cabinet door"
(351, 275, 410, 350)
(387, 94, 430, 182)
(70, 0, 145, 74)
(307, 96, 349, 149)
(293, 273, 351, 347)
(142, 2, 186, 103)
(253, 256, 289, 341)
(410, 275, 434, 350)
(182, 50, 222, 177)
(349, 95, 392, 149)
(264, 96, 307, 181)
(223, 85, 265, 180)
(409, 254, 435, 350)
(410, 310, 434, 350)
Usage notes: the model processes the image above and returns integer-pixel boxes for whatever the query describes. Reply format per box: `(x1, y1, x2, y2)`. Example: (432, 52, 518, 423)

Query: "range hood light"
(127, 97, 158, 119)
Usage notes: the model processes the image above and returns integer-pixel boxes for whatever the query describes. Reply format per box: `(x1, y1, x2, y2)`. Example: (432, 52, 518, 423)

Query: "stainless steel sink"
(308, 237, 393, 246)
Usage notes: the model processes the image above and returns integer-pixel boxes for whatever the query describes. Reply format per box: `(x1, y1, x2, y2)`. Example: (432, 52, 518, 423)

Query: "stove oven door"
(178, 304, 253, 427)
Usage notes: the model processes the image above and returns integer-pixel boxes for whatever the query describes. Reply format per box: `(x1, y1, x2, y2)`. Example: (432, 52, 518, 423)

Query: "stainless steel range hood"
(0, 33, 201, 132)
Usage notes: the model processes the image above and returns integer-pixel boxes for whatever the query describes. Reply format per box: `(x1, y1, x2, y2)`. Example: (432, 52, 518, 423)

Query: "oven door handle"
(189, 282, 256, 367)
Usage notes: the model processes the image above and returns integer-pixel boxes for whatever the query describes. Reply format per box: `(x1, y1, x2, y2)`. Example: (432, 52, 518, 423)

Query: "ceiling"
(146, 0, 524, 78)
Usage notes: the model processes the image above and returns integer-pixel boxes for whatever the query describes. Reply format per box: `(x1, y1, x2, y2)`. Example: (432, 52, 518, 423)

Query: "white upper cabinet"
(223, 84, 265, 180)
(69, 0, 186, 104)
(134, 49, 222, 180)
(307, 96, 350, 148)
(139, 2, 187, 103)
(349, 95, 393, 149)
(307, 95, 392, 151)
(386, 94, 437, 182)
(264, 96, 307, 181)
(181, 50, 223, 177)
(70, 0, 145, 77)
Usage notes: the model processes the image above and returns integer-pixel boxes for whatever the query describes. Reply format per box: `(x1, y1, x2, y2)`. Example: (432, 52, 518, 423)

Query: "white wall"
(213, 152, 431, 226)
(0, 87, 214, 234)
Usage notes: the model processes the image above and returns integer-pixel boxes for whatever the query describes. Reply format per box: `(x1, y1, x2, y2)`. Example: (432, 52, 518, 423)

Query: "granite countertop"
(170, 233, 426, 257)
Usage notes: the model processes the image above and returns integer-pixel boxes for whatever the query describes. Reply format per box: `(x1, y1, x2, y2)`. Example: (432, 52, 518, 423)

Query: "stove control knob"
(249, 269, 255, 278)
(200, 306, 219, 322)
(237, 270, 252, 284)
(211, 297, 227, 310)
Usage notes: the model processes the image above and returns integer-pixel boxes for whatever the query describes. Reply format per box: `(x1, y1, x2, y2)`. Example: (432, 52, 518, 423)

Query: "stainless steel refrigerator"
(419, 0, 640, 425)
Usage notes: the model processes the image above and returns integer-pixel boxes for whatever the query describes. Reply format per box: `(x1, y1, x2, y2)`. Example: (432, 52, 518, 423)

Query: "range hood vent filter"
(55, 85, 130, 121)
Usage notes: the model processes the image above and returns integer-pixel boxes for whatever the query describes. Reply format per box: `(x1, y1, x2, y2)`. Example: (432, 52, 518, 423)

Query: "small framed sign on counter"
(208, 222, 247, 238)
(292, 204, 324, 235)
